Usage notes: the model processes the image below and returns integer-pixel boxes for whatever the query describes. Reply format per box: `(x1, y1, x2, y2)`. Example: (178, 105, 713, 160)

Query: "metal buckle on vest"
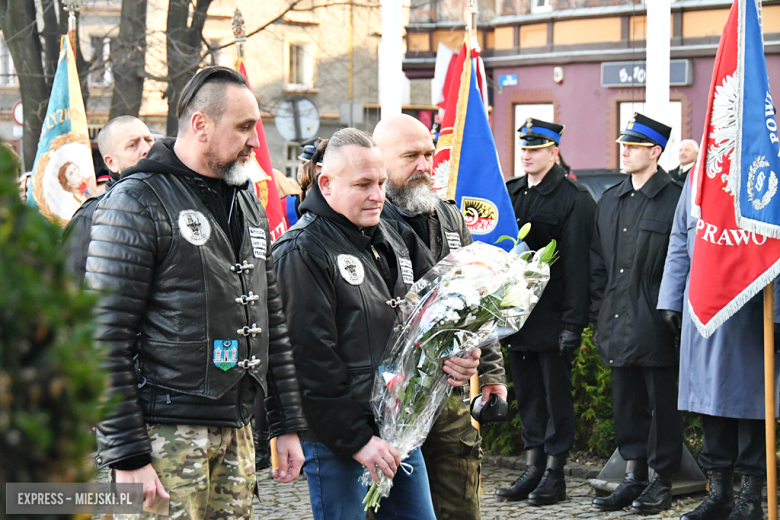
(235, 292, 260, 305)
(230, 260, 255, 274)
(237, 356, 262, 369)
(237, 324, 262, 337)
(386, 297, 404, 308)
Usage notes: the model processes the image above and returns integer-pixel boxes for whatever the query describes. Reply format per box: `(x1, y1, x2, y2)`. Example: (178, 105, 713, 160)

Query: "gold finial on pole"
(63, 0, 81, 53)
(466, 0, 478, 41)
(232, 6, 247, 60)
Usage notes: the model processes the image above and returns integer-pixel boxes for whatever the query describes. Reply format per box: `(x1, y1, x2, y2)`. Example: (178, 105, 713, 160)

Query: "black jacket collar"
(613, 166, 671, 199)
(299, 181, 378, 250)
(507, 163, 566, 196)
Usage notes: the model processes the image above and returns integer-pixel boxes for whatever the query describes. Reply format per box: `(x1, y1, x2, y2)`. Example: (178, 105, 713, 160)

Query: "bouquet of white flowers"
(361, 237, 555, 511)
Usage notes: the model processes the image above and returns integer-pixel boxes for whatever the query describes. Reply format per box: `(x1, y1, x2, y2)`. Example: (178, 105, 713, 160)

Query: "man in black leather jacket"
(374, 114, 507, 520)
(273, 128, 480, 520)
(85, 67, 307, 517)
(63, 116, 154, 283)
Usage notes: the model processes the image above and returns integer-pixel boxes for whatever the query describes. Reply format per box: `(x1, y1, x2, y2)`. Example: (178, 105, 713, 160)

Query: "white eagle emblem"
(707, 74, 739, 194)
(431, 159, 450, 196)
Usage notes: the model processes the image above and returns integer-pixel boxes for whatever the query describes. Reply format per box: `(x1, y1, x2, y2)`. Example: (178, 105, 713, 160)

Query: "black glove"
(470, 394, 508, 424)
(661, 310, 683, 337)
(558, 329, 582, 355)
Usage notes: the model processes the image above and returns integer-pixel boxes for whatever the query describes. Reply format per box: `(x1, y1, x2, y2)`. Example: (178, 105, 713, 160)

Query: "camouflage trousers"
(113, 423, 255, 520)
(421, 392, 482, 520)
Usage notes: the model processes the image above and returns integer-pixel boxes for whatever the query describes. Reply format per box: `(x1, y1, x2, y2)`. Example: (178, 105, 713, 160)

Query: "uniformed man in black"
(495, 119, 595, 506)
(374, 114, 508, 520)
(590, 113, 683, 515)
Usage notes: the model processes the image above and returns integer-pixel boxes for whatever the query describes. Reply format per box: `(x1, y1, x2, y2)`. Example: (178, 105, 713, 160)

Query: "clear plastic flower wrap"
(360, 240, 555, 511)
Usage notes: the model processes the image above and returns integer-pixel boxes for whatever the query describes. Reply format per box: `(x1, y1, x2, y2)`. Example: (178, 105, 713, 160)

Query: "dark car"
(571, 169, 626, 201)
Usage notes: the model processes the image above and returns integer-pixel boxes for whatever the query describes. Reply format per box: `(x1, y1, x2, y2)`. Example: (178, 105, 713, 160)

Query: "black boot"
(725, 475, 763, 520)
(681, 468, 734, 520)
(592, 459, 649, 511)
(630, 473, 673, 515)
(527, 454, 567, 506)
(495, 447, 546, 501)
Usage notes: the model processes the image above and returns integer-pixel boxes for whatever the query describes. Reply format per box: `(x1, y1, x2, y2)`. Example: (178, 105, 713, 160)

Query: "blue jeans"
(302, 441, 437, 520)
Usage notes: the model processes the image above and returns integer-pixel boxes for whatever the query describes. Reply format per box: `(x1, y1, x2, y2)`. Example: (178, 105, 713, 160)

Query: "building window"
(285, 143, 301, 179)
(89, 36, 116, 87)
(0, 35, 17, 87)
(285, 42, 314, 91)
(531, 0, 552, 14)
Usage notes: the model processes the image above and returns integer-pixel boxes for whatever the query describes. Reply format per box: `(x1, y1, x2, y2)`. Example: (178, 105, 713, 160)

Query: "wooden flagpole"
(465, 0, 481, 433)
(765, 282, 776, 520)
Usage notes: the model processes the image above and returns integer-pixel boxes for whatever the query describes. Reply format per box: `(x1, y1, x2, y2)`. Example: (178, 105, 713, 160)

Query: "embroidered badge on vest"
(249, 227, 267, 259)
(178, 210, 211, 246)
(213, 340, 238, 371)
(399, 257, 414, 285)
(337, 254, 365, 285)
(444, 232, 462, 249)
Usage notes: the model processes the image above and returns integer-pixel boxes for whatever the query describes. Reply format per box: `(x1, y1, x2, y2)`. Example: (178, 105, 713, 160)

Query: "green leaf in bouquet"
(537, 239, 558, 265)
(494, 235, 518, 246)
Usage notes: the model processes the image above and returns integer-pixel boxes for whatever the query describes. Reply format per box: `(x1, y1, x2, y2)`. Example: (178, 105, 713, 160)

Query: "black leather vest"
(130, 173, 271, 399)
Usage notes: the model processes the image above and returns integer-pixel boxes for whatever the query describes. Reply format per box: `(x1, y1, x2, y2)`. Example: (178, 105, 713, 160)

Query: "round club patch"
(178, 210, 211, 246)
(337, 254, 365, 285)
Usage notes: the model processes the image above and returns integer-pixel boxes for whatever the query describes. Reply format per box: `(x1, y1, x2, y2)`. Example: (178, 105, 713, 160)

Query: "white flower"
(501, 283, 532, 309)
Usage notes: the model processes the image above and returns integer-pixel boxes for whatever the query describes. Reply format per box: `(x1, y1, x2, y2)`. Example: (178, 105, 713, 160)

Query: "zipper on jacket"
(370, 245, 380, 260)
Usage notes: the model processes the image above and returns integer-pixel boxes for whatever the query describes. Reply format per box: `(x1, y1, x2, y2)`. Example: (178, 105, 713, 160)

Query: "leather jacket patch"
(178, 210, 211, 245)
(337, 254, 365, 285)
(249, 227, 267, 259)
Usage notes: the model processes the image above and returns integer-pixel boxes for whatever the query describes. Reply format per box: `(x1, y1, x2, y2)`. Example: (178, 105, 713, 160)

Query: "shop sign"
(601, 60, 692, 88)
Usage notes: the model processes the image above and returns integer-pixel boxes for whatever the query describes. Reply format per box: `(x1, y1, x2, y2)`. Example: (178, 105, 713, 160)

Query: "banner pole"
(765, 282, 776, 520)
(270, 437, 280, 473)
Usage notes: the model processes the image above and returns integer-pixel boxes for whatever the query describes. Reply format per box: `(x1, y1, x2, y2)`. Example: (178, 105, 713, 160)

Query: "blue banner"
(733, 0, 780, 237)
(28, 36, 94, 226)
(454, 65, 519, 251)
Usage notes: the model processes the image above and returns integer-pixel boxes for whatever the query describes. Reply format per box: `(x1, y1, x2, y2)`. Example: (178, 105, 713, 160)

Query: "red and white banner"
(236, 58, 289, 241)
(688, 0, 780, 337)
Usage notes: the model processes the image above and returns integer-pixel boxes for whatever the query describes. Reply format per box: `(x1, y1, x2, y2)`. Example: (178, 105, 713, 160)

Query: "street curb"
(483, 454, 603, 479)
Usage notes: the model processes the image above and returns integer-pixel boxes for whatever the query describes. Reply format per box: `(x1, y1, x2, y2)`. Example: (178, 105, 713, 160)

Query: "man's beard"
(386, 172, 439, 215)
(207, 147, 253, 186)
(222, 160, 252, 186)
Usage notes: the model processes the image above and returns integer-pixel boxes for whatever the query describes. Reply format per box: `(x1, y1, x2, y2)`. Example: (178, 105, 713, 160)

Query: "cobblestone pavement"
(253, 463, 714, 520)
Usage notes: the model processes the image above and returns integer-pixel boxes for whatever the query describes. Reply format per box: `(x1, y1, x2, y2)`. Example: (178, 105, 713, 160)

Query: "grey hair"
(97, 116, 143, 158)
(321, 128, 377, 169)
(680, 138, 699, 152)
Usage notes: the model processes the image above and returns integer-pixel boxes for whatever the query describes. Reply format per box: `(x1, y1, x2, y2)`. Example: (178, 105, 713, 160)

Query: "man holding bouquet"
(374, 113, 508, 520)
(273, 128, 480, 520)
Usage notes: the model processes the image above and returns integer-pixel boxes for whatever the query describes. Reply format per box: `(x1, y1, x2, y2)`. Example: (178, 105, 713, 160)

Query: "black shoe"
(630, 474, 673, 515)
(495, 447, 545, 501)
(681, 468, 734, 520)
(527, 455, 567, 506)
(592, 459, 648, 511)
(725, 475, 763, 520)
